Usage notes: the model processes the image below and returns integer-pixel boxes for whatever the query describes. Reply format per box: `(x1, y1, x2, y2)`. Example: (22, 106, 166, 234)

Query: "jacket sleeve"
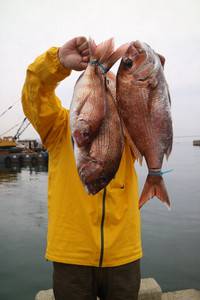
(22, 47, 71, 149)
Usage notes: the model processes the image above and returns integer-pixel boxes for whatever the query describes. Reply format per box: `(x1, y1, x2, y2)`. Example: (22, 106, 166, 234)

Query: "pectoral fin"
(121, 121, 143, 165)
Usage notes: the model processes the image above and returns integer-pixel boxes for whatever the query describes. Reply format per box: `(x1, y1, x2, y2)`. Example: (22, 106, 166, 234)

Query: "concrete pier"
(35, 278, 200, 300)
(162, 289, 200, 299)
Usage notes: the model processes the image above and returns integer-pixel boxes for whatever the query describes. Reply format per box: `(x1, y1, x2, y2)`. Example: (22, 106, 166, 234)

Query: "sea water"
(0, 137, 199, 300)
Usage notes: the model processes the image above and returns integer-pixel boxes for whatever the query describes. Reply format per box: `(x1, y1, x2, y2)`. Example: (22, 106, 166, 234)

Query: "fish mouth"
(122, 42, 147, 73)
(122, 41, 158, 81)
(73, 120, 92, 146)
(79, 160, 103, 182)
(85, 176, 108, 195)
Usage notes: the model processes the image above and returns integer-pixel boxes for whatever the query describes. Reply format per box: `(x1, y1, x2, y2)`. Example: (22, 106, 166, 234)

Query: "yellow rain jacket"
(22, 47, 142, 267)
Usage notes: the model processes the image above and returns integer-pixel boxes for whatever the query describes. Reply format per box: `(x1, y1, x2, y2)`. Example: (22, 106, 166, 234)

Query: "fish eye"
(83, 131, 89, 137)
(124, 58, 133, 68)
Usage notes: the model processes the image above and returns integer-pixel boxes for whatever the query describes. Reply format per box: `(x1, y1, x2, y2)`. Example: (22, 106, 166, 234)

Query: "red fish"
(70, 38, 128, 194)
(74, 74, 124, 194)
(117, 41, 173, 208)
(70, 38, 128, 147)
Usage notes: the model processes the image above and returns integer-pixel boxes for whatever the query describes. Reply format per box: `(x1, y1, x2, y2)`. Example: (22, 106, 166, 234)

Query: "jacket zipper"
(99, 188, 106, 267)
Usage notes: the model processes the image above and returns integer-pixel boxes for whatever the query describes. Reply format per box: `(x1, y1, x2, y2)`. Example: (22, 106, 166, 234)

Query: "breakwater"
(0, 151, 48, 166)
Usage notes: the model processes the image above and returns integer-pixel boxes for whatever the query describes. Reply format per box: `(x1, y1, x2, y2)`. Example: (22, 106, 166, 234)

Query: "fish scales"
(71, 38, 127, 194)
(117, 40, 173, 208)
(83, 80, 124, 194)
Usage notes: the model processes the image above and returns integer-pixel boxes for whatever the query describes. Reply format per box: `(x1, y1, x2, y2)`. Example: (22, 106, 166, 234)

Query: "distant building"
(18, 139, 40, 150)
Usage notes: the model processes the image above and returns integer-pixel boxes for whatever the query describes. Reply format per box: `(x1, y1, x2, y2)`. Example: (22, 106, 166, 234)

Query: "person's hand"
(58, 37, 89, 71)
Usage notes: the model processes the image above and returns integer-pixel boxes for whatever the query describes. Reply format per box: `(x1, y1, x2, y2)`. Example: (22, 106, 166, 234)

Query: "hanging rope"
(0, 122, 21, 137)
(15, 122, 30, 139)
(0, 117, 31, 140)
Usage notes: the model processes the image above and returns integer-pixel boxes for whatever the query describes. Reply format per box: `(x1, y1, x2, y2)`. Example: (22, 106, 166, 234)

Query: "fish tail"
(89, 37, 114, 64)
(88, 38, 97, 59)
(139, 174, 171, 209)
(88, 38, 129, 71)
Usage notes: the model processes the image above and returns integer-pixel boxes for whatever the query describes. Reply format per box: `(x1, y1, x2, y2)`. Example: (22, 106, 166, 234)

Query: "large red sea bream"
(117, 41, 173, 208)
(70, 38, 128, 194)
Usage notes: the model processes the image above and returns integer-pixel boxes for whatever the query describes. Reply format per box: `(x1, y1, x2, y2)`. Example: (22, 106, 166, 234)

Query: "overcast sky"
(0, 0, 200, 139)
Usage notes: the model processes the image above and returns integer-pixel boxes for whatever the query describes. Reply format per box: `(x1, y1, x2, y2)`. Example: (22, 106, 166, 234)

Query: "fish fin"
(88, 38, 97, 59)
(157, 53, 165, 68)
(106, 43, 130, 71)
(165, 140, 173, 160)
(89, 39, 129, 72)
(121, 121, 143, 164)
(89, 38, 115, 64)
(106, 87, 142, 164)
(148, 76, 158, 89)
(105, 71, 116, 98)
(165, 123, 173, 160)
(145, 89, 153, 113)
(167, 86, 171, 106)
(146, 75, 160, 113)
(139, 175, 171, 209)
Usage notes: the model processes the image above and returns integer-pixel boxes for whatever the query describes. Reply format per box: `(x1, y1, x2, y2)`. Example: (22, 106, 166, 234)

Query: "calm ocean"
(0, 137, 199, 300)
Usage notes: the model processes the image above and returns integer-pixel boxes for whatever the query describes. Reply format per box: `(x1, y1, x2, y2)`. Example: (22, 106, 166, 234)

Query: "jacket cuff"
(28, 47, 71, 87)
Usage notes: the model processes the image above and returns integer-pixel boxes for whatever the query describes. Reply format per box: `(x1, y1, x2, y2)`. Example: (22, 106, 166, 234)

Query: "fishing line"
(0, 117, 30, 139)
(0, 122, 21, 137)
(148, 169, 174, 176)
(90, 60, 108, 74)
(14, 122, 30, 139)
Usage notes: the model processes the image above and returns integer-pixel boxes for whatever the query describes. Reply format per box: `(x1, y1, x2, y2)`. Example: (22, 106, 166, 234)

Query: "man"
(22, 36, 142, 300)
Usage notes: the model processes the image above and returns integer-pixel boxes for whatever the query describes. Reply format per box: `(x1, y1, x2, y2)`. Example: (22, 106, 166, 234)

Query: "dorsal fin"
(157, 53, 165, 68)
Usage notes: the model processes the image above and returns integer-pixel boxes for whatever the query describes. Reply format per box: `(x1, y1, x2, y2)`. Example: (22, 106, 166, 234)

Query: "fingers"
(76, 37, 89, 53)
(78, 41, 88, 52)
(77, 39, 90, 65)
(76, 37, 89, 59)
(82, 56, 89, 63)
(76, 36, 87, 47)
(79, 61, 88, 70)
(79, 56, 89, 70)
(81, 48, 89, 56)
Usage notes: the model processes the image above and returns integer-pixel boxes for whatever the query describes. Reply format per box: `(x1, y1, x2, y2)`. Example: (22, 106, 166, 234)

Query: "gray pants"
(53, 260, 141, 300)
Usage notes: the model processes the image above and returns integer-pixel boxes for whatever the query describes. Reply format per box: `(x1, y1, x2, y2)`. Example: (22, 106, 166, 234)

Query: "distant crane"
(0, 122, 21, 137)
(13, 118, 30, 140)
(0, 118, 30, 140)
(0, 99, 31, 139)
